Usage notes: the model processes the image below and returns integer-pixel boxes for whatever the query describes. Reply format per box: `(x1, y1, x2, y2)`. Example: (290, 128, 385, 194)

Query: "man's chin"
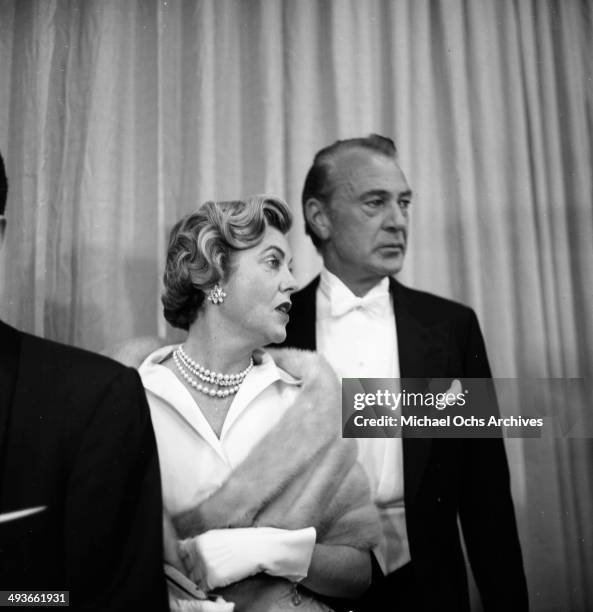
(374, 255, 405, 277)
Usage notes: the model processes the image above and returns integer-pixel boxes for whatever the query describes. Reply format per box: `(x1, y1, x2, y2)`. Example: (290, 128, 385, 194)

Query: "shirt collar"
(140, 345, 301, 456)
(253, 348, 302, 386)
(139, 345, 300, 413)
(318, 266, 391, 318)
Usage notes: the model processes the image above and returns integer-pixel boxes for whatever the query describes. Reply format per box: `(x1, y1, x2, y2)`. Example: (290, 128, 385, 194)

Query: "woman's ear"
(304, 198, 331, 242)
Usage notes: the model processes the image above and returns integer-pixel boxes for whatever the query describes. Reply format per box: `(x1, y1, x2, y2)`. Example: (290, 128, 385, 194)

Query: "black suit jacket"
(0, 320, 168, 611)
(280, 277, 528, 612)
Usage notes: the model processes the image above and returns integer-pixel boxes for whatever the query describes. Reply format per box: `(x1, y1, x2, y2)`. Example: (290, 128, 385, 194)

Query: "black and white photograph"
(0, 1, 591, 611)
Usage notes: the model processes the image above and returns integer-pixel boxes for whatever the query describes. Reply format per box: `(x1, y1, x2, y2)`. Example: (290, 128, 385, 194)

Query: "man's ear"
(0, 216, 6, 251)
(304, 197, 331, 242)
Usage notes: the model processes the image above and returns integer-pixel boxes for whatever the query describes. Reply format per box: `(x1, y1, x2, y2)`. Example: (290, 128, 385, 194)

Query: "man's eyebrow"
(359, 189, 413, 200)
(360, 189, 390, 198)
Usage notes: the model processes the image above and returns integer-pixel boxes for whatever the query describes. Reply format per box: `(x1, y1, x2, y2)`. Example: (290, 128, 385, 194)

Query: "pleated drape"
(0, 1, 591, 610)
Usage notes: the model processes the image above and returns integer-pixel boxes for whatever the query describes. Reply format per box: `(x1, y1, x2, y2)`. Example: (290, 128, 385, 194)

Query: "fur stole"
(173, 348, 380, 550)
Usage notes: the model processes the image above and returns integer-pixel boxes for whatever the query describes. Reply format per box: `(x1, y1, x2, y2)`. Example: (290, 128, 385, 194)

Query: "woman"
(139, 195, 380, 611)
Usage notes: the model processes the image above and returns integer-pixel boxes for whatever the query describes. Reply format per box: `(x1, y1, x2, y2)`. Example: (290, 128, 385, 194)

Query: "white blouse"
(139, 346, 301, 516)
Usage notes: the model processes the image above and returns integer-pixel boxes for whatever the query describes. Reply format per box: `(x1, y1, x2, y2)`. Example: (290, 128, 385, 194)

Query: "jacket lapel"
(283, 276, 319, 351)
(392, 279, 450, 378)
(391, 280, 439, 507)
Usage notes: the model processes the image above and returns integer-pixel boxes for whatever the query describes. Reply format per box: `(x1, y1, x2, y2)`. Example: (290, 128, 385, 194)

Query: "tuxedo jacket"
(0, 321, 168, 611)
(280, 277, 528, 612)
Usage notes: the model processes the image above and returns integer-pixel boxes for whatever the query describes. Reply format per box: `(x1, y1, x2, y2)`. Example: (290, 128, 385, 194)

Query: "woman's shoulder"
(265, 347, 339, 386)
(105, 335, 169, 369)
(265, 348, 342, 425)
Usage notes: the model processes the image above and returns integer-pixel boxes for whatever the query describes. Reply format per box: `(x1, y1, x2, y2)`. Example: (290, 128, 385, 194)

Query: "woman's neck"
(183, 319, 255, 375)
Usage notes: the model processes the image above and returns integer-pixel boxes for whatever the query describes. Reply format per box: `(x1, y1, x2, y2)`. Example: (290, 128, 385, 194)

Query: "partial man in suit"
(280, 135, 528, 611)
(0, 151, 168, 610)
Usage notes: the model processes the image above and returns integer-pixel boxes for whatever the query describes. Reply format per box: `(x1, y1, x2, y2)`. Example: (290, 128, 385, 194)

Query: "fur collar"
(174, 347, 379, 552)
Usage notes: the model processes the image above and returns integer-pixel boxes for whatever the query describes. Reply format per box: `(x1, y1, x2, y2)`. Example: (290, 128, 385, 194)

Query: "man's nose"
(383, 200, 408, 230)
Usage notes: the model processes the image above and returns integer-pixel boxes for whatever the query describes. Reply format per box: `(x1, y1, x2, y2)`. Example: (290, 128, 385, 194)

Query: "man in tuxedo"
(280, 135, 528, 611)
(0, 151, 168, 610)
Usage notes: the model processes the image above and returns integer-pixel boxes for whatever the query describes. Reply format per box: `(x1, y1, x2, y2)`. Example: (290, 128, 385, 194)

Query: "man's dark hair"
(0, 150, 7, 216)
(301, 134, 398, 248)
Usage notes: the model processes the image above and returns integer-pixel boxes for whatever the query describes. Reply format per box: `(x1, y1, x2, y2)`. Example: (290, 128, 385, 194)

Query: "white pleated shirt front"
(316, 267, 411, 574)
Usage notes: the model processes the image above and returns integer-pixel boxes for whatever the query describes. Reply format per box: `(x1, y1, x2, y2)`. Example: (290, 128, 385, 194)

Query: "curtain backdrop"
(0, 1, 591, 609)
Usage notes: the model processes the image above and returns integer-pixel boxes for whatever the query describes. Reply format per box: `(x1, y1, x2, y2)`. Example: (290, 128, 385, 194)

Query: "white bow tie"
(331, 291, 391, 318)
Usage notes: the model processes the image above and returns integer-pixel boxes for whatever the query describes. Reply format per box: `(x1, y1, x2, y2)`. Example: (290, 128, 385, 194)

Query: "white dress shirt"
(316, 267, 411, 574)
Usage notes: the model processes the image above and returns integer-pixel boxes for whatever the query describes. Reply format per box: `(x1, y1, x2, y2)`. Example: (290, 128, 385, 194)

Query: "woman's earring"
(207, 284, 226, 305)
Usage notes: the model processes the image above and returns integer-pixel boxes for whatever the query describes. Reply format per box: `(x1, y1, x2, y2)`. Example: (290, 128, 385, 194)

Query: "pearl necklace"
(177, 345, 254, 386)
(173, 346, 254, 398)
